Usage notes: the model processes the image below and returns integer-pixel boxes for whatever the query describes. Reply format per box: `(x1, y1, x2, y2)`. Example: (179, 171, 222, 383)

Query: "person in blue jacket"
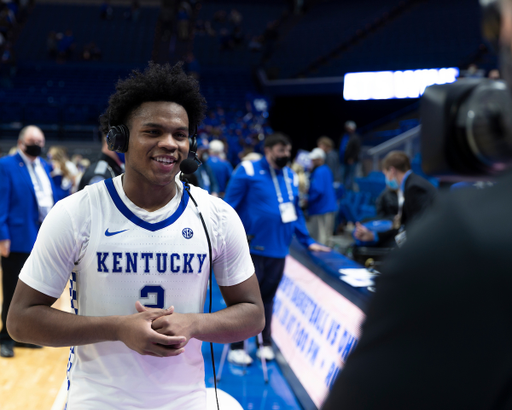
(193, 138, 219, 196)
(206, 139, 233, 198)
(306, 148, 338, 245)
(223, 132, 330, 365)
(0, 125, 57, 358)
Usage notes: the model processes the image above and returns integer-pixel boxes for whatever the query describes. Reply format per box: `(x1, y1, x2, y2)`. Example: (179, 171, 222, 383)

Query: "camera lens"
(456, 79, 512, 173)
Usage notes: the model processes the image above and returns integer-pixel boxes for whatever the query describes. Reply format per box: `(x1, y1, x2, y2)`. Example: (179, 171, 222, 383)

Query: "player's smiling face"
(125, 101, 190, 188)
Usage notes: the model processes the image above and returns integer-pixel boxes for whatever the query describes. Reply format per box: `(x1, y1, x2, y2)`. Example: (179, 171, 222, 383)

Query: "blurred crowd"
(0, 0, 31, 85)
(45, 0, 142, 63)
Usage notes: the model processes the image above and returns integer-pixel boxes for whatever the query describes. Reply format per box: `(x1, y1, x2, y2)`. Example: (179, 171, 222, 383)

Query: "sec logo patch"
(182, 228, 193, 239)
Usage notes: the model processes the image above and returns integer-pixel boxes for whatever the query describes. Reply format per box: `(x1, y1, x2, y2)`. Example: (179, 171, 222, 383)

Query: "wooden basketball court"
(0, 268, 70, 410)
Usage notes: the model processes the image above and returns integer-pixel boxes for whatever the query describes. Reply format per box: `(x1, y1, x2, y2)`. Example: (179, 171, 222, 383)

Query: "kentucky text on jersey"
(96, 252, 208, 274)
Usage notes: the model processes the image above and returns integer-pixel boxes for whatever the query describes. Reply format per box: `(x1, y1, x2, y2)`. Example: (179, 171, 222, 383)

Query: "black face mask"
(274, 155, 290, 169)
(24, 144, 42, 157)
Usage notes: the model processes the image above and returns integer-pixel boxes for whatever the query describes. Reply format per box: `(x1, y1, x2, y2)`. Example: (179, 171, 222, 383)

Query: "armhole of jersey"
(76, 182, 102, 273)
(189, 186, 214, 261)
(188, 186, 212, 235)
(240, 160, 254, 176)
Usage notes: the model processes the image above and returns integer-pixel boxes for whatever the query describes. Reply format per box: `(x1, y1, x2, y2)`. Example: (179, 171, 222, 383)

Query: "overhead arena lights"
(343, 68, 460, 100)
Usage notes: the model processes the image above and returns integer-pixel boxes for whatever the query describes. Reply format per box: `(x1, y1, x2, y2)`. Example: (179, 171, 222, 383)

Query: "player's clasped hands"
(117, 301, 187, 357)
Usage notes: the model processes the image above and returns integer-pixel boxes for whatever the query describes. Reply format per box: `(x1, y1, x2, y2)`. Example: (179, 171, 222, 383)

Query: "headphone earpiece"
(106, 124, 130, 153)
(188, 133, 198, 158)
(106, 123, 197, 156)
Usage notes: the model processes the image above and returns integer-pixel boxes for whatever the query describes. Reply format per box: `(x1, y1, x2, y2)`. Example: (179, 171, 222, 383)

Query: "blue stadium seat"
(15, 4, 159, 64)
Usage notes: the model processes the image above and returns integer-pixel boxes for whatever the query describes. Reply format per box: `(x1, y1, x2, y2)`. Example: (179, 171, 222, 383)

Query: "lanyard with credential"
(269, 166, 294, 204)
(269, 166, 297, 223)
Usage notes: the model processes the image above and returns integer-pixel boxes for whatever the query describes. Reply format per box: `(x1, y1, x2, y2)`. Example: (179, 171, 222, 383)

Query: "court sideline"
(0, 269, 303, 410)
(0, 267, 71, 410)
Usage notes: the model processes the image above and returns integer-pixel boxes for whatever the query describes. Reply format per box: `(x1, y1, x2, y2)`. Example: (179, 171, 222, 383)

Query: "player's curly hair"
(100, 61, 206, 136)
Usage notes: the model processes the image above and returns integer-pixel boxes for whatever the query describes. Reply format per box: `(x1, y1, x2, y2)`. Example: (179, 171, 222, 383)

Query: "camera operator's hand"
(354, 222, 376, 242)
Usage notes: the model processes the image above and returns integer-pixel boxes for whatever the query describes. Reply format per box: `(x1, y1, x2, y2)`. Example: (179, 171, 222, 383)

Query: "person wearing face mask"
(354, 151, 437, 247)
(224, 132, 330, 365)
(0, 125, 57, 358)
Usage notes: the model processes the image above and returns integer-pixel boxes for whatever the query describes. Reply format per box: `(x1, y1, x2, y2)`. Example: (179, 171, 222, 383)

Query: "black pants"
(1, 252, 29, 344)
(232, 254, 285, 349)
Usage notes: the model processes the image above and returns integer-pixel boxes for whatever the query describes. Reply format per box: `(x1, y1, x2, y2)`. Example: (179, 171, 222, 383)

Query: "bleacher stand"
(263, 0, 483, 80)
(0, 3, 158, 136)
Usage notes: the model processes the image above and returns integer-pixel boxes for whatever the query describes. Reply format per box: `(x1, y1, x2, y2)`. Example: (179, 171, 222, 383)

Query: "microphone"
(180, 157, 199, 174)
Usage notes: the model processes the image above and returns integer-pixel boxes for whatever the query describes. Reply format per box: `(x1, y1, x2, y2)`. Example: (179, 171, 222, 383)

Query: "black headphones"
(106, 119, 198, 158)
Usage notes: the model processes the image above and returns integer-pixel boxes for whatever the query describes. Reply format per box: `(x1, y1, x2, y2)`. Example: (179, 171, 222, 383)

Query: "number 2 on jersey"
(140, 285, 165, 308)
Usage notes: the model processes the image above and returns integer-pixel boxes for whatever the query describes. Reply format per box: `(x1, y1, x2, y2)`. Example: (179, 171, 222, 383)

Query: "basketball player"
(6, 62, 264, 409)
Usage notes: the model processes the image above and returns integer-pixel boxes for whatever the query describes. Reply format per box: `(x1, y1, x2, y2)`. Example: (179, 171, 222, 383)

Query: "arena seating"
(265, 0, 391, 79)
(364, 118, 420, 146)
(199, 67, 258, 109)
(15, 3, 158, 64)
(411, 152, 439, 188)
(338, 191, 376, 223)
(355, 171, 387, 203)
(1, 2, 264, 128)
(0, 3, 161, 129)
(192, 1, 286, 68)
(0, 64, 132, 127)
(312, 0, 482, 78)
(265, 0, 483, 80)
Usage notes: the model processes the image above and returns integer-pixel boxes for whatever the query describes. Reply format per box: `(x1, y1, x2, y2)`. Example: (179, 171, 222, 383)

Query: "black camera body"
(421, 78, 512, 179)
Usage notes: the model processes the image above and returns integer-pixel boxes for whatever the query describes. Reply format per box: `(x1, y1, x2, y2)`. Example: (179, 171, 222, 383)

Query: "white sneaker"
(227, 349, 253, 365)
(256, 345, 275, 361)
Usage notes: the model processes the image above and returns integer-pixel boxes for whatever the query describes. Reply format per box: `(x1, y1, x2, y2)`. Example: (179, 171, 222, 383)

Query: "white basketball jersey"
(67, 178, 212, 409)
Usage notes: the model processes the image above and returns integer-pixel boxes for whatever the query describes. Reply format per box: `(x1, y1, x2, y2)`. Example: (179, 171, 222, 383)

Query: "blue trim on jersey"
(104, 179, 190, 232)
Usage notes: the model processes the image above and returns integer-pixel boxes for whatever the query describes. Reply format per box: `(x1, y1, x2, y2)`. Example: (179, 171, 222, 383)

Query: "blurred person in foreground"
(322, 1, 512, 407)
(77, 134, 124, 190)
(224, 132, 330, 365)
(306, 147, 337, 245)
(6, 62, 264, 408)
(0, 126, 56, 358)
(206, 139, 233, 198)
(354, 151, 437, 247)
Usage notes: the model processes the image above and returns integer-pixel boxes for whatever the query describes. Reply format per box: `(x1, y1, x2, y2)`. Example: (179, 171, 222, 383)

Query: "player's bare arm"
(7, 280, 185, 357)
(150, 273, 264, 345)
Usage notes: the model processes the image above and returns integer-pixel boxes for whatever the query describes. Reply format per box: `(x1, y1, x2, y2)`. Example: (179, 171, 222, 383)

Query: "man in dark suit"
(354, 151, 437, 247)
(322, 171, 512, 409)
(77, 134, 124, 190)
(0, 125, 56, 357)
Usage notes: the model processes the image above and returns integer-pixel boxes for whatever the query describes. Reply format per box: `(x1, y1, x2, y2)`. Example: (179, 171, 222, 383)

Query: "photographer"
(322, 0, 512, 408)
